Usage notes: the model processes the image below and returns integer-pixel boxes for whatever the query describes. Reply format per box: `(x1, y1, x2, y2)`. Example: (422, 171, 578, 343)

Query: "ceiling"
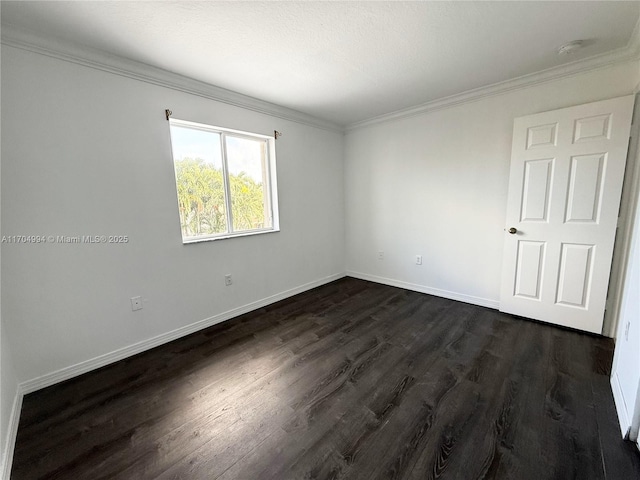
(2, 1, 639, 127)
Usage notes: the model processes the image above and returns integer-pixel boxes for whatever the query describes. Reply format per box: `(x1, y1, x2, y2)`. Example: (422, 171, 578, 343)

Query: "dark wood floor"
(11, 278, 640, 479)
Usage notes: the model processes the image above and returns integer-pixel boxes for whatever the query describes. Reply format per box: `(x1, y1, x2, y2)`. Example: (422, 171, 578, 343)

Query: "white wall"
(1, 45, 345, 385)
(0, 68, 20, 475)
(345, 61, 639, 320)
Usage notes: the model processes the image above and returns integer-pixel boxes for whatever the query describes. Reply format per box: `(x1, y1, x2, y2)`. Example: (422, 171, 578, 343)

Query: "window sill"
(182, 228, 280, 244)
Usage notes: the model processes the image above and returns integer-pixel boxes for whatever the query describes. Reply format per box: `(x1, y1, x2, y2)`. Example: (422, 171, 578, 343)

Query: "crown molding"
(0, 24, 343, 134)
(2, 20, 640, 136)
(346, 34, 640, 132)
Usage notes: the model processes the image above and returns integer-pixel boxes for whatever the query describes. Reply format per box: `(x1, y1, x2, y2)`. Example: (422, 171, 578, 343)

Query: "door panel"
(526, 123, 558, 149)
(565, 154, 606, 223)
(514, 241, 546, 299)
(573, 114, 611, 143)
(555, 243, 594, 308)
(500, 95, 634, 333)
(521, 159, 554, 221)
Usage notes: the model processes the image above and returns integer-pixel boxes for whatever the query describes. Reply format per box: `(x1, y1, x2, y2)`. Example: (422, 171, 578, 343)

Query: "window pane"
(225, 135, 271, 232)
(169, 126, 227, 238)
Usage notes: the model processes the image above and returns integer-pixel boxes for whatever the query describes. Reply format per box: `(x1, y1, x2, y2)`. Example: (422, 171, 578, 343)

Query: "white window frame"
(168, 118, 279, 244)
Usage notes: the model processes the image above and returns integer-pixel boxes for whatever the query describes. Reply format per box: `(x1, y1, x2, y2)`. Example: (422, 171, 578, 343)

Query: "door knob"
(508, 227, 517, 234)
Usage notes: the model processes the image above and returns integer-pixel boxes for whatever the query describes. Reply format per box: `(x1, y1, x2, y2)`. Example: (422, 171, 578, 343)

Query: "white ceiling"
(2, 1, 639, 127)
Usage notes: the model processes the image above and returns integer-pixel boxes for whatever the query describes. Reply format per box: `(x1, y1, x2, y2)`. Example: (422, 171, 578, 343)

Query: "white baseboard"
(20, 272, 346, 395)
(346, 271, 500, 309)
(611, 371, 631, 438)
(1, 385, 24, 480)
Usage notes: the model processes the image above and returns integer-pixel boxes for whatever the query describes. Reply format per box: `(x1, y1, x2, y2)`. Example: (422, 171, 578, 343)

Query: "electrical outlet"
(416, 255, 422, 265)
(378, 251, 384, 260)
(130, 296, 143, 311)
(225, 274, 233, 286)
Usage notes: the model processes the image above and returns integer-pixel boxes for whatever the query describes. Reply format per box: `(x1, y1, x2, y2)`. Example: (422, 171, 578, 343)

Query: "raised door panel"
(526, 123, 558, 149)
(565, 154, 606, 223)
(521, 159, 554, 222)
(573, 114, 611, 143)
(555, 243, 595, 309)
(514, 241, 546, 299)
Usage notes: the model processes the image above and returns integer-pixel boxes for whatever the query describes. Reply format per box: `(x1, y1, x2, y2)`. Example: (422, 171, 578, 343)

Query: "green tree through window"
(169, 119, 277, 242)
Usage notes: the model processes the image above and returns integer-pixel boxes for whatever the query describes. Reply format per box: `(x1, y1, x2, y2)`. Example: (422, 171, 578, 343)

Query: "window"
(168, 119, 278, 243)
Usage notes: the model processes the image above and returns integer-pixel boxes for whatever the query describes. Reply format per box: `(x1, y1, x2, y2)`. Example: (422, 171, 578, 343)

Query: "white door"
(499, 95, 634, 334)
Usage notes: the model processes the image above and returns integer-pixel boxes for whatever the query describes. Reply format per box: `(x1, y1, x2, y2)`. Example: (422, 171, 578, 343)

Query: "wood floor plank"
(543, 332, 606, 479)
(10, 278, 640, 480)
(479, 320, 552, 480)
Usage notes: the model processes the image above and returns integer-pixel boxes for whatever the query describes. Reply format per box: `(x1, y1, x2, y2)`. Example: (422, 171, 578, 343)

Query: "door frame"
(610, 92, 640, 440)
(605, 92, 640, 338)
